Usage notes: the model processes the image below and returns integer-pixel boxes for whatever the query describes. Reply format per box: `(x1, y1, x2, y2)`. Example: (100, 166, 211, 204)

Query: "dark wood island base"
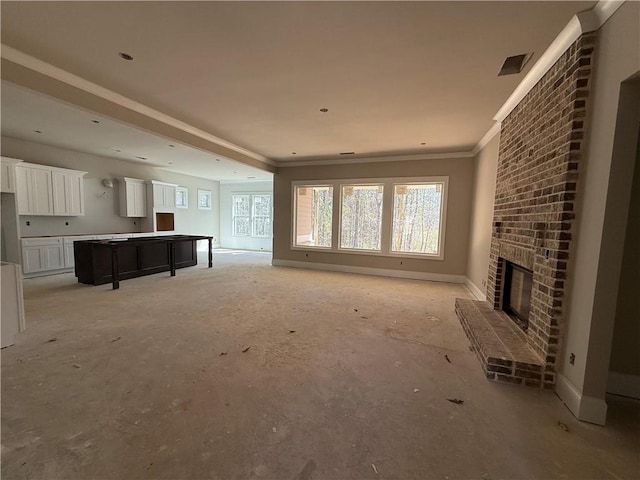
(74, 235, 213, 289)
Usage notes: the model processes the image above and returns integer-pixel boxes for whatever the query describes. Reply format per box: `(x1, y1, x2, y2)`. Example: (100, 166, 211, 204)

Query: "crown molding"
(471, 122, 501, 156)
(493, 1, 624, 123)
(1, 44, 276, 168)
(277, 150, 474, 168)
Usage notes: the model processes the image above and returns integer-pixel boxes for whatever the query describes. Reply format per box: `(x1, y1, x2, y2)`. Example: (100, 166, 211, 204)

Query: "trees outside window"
(294, 185, 333, 248)
(292, 177, 447, 259)
(391, 183, 443, 255)
(232, 194, 271, 237)
(340, 184, 383, 251)
(252, 194, 271, 237)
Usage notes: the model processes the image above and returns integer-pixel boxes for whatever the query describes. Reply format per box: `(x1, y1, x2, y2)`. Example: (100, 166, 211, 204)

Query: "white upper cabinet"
(16, 165, 54, 215)
(1, 157, 21, 193)
(15, 162, 86, 216)
(118, 177, 147, 217)
(149, 180, 177, 210)
(52, 171, 85, 216)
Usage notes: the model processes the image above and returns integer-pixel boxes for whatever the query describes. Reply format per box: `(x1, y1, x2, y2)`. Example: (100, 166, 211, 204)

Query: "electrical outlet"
(482, 279, 486, 286)
(569, 353, 575, 365)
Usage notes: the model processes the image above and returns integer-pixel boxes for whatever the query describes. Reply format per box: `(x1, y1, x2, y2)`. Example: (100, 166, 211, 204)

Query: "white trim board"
(555, 373, 608, 425)
(1, 44, 274, 167)
(272, 259, 466, 284)
(607, 371, 640, 399)
(464, 278, 486, 301)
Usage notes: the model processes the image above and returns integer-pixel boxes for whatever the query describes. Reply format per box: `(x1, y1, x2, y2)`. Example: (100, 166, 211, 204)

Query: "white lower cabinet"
(21, 237, 65, 274)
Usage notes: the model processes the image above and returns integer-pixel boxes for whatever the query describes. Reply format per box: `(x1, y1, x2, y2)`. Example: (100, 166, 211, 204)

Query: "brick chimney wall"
(487, 33, 597, 384)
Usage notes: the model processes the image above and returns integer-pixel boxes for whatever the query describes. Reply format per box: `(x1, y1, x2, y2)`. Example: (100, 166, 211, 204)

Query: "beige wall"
(466, 133, 500, 298)
(559, 1, 640, 417)
(1, 136, 220, 241)
(273, 157, 473, 276)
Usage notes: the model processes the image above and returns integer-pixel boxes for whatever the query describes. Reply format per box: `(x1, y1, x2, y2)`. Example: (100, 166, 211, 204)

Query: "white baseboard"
(271, 259, 466, 284)
(556, 373, 608, 425)
(607, 371, 640, 399)
(464, 278, 486, 301)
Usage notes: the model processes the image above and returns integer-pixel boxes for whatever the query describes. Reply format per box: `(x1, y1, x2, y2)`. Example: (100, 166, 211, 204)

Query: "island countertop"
(74, 234, 213, 289)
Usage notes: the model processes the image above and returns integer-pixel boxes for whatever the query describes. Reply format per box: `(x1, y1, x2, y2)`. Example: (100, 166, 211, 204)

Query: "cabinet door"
(22, 246, 46, 273)
(31, 168, 54, 215)
(134, 182, 147, 217)
(64, 243, 75, 268)
(1, 161, 16, 193)
(153, 184, 165, 208)
(15, 166, 32, 215)
(163, 185, 176, 209)
(44, 245, 65, 270)
(52, 171, 68, 215)
(66, 175, 84, 216)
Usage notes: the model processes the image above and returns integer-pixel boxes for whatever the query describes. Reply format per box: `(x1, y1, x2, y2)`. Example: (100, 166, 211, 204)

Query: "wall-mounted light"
(102, 179, 114, 188)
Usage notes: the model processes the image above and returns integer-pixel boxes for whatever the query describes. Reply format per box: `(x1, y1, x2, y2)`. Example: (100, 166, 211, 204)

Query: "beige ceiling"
(1, 1, 596, 167)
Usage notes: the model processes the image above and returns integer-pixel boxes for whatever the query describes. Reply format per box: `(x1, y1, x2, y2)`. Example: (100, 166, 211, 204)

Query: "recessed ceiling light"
(119, 52, 134, 61)
(33, 130, 42, 133)
(320, 108, 328, 113)
(136, 156, 147, 160)
(168, 162, 173, 165)
(292, 152, 297, 155)
(215, 159, 221, 162)
(498, 53, 533, 76)
(168, 144, 175, 148)
(91, 120, 100, 124)
(114, 149, 121, 152)
(421, 142, 426, 145)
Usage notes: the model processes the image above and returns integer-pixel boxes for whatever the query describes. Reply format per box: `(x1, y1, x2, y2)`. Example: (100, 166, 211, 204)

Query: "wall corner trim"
(1, 44, 275, 168)
(492, 1, 623, 124)
(607, 371, 640, 399)
(471, 122, 501, 156)
(464, 278, 486, 301)
(556, 373, 608, 425)
(272, 259, 466, 284)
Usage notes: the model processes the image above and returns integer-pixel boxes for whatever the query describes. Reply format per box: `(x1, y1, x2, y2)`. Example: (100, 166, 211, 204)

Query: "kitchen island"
(74, 235, 213, 289)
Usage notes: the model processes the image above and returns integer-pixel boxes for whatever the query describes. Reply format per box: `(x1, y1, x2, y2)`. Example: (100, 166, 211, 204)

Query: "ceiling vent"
(340, 152, 355, 155)
(498, 53, 533, 76)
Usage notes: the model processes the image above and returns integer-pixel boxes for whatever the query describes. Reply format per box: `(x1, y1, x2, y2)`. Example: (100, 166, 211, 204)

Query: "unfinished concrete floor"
(2, 250, 638, 479)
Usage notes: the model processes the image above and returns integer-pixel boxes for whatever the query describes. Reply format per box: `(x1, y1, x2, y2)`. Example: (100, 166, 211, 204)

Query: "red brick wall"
(487, 33, 596, 384)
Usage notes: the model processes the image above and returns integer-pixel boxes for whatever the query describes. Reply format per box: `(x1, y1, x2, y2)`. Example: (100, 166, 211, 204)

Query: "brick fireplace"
(457, 32, 597, 388)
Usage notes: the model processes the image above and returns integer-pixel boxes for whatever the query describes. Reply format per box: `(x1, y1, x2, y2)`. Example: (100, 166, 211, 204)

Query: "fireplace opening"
(502, 261, 533, 330)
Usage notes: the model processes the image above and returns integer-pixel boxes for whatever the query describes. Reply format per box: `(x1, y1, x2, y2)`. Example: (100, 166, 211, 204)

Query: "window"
(340, 184, 384, 251)
(232, 193, 272, 237)
(198, 189, 212, 210)
(291, 177, 447, 259)
(175, 186, 188, 208)
(391, 182, 444, 256)
(232, 194, 250, 236)
(294, 185, 333, 248)
(252, 194, 272, 237)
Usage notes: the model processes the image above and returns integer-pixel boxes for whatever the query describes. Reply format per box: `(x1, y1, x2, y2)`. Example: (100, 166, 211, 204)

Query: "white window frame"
(251, 194, 272, 238)
(388, 179, 448, 260)
(198, 189, 212, 210)
(232, 192, 272, 238)
(338, 183, 385, 253)
(232, 193, 251, 237)
(291, 177, 448, 260)
(291, 183, 334, 250)
(175, 186, 188, 209)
